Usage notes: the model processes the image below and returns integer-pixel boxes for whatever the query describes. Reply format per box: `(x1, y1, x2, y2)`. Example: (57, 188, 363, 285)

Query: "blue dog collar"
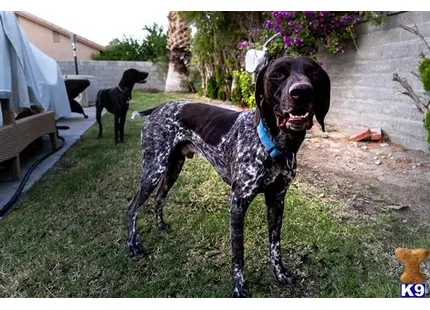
(257, 120, 285, 158)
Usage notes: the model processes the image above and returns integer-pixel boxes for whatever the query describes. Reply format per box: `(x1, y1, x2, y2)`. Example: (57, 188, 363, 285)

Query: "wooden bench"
(0, 99, 57, 180)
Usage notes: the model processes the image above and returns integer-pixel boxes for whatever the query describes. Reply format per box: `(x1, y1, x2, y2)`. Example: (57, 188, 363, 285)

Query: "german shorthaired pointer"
(96, 68, 149, 144)
(127, 56, 330, 297)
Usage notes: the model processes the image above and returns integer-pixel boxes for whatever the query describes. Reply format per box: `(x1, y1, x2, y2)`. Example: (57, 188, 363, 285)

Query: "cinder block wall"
(317, 11, 430, 152)
(57, 60, 167, 91)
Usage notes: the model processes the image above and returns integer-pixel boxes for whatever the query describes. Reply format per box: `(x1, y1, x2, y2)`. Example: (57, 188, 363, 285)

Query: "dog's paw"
(274, 270, 296, 286)
(127, 243, 147, 258)
(232, 285, 249, 298)
(157, 222, 169, 231)
(130, 111, 140, 120)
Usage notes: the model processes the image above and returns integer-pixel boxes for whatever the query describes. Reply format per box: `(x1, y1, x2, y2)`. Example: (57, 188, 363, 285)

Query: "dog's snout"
(289, 83, 313, 100)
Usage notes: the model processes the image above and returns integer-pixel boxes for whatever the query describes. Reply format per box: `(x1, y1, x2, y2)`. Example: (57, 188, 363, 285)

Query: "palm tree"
(165, 11, 192, 92)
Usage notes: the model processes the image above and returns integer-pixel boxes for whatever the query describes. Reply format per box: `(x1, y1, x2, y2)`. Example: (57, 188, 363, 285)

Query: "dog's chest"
(263, 160, 296, 187)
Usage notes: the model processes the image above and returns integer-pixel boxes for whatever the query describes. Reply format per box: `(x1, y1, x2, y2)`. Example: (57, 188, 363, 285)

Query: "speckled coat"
(126, 56, 331, 297)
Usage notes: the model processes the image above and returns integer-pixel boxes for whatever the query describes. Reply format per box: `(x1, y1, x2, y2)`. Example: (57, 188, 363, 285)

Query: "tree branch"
(396, 21, 430, 54)
(411, 71, 421, 80)
(392, 72, 429, 118)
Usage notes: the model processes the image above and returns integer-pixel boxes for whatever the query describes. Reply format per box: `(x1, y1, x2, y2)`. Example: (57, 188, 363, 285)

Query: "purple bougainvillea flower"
(284, 36, 292, 48)
(236, 40, 250, 50)
(275, 19, 282, 32)
(293, 37, 304, 47)
(319, 11, 329, 16)
(293, 23, 303, 34)
(341, 14, 354, 25)
(272, 11, 280, 18)
(284, 11, 292, 19)
(288, 20, 294, 27)
(265, 20, 273, 29)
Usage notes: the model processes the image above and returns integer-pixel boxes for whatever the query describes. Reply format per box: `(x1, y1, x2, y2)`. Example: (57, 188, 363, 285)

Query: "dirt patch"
(201, 98, 430, 221)
(296, 124, 430, 220)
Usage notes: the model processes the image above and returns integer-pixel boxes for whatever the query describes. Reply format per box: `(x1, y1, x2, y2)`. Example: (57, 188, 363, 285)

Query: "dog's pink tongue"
(280, 118, 288, 127)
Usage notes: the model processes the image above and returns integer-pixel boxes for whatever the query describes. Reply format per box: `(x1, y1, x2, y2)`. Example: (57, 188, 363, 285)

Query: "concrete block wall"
(316, 11, 430, 152)
(57, 60, 167, 91)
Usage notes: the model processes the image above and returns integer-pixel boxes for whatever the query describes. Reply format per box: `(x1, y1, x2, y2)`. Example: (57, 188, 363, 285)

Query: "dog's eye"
(273, 72, 285, 80)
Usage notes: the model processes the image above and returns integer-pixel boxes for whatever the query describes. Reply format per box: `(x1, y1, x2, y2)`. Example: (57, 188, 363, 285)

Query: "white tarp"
(0, 11, 71, 127)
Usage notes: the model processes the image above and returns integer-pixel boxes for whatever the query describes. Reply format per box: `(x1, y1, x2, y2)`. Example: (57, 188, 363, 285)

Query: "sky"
(28, 9, 170, 46)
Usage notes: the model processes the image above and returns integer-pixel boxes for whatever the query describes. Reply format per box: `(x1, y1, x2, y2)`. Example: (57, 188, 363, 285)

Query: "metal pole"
(70, 33, 79, 75)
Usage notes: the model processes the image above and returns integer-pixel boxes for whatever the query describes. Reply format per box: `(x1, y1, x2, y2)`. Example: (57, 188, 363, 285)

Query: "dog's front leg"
(114, 114, 120, 144)
(119, 113, 126, 143)
(229, 193, 251, 297)
(264, 186, 296, 286)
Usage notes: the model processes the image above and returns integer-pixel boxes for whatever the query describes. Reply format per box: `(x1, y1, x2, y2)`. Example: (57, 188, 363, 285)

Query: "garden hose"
(0, 128, 67, 218)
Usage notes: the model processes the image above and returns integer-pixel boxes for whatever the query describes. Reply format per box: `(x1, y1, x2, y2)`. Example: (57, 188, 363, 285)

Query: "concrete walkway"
(0, 107, 100, 209)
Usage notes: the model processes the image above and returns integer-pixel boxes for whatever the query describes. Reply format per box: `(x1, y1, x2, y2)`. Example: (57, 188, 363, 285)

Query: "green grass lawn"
(0, 91, 429, 297)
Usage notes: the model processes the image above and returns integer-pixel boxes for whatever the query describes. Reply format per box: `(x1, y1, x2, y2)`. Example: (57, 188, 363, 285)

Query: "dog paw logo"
(395, 248, 429, 283)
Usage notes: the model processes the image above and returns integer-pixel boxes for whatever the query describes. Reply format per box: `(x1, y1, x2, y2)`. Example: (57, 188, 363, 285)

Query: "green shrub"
(206, 76, 218, 99)
(217, 89, 227, 101)
(418, 57, 430, 148)
(238, 71, 255, 108)
(187, 64, 202, 94)
(418, 57, 430, 92)
(231, 70, 256, 108)
(231, 71, 242, 104)
(196, 82, 203, 96)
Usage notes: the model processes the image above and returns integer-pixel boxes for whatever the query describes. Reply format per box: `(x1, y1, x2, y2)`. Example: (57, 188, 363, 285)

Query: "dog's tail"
(130, 106, 161, 120)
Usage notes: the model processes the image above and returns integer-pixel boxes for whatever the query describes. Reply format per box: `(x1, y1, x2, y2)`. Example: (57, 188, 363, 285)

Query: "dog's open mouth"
(138, 79, 147, 83)
(276, 111, 310, 128)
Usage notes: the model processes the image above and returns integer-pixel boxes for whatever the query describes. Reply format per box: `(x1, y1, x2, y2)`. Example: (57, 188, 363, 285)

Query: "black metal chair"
(64, 78, 90, 118)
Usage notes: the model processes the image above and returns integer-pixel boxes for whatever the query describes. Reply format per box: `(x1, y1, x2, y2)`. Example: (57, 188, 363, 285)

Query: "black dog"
(96, 69, 149, 144)
(127, 56, 330, 297)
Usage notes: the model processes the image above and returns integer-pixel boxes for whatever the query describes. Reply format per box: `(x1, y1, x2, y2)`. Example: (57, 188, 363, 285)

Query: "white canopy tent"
(0, 11, 71, 127)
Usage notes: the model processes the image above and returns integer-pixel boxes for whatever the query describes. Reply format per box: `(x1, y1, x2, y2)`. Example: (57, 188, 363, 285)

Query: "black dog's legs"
(153, 153, 185, 230)
(114, 114, 120, 144)
(126, 162, 166, 256)
(96, 101, 103, 138)
(229, 193, 253, 297)
(264, 187, 296, 286)
(119, 113, 126, 143)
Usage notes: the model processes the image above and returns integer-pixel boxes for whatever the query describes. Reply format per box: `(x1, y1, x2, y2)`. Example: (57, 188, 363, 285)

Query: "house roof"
(15, 11, 105, 51)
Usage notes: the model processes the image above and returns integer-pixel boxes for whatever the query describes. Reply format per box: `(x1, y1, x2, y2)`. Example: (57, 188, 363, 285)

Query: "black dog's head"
(120, 68, 149, 87)
(255, 56, 330, 132)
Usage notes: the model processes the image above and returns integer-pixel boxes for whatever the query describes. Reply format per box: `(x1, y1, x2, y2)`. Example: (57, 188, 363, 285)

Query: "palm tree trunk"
(165, 12, 191, 93)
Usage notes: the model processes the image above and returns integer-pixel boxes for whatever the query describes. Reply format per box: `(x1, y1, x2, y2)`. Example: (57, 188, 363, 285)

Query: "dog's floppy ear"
(313, 67, 331, 132)
(254, 65, 268, 126)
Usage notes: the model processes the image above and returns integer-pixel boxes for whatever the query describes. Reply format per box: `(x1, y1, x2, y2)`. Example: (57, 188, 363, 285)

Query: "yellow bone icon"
(395, 248, 429, 283)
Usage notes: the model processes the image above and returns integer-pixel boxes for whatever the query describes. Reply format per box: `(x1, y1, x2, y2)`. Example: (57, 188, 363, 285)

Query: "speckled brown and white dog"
(127, 56, 331, 297)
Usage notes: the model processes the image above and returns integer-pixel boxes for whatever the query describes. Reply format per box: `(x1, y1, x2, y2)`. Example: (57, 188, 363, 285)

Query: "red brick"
(349, 128, 371, 142)
(370, 128, 382, 141)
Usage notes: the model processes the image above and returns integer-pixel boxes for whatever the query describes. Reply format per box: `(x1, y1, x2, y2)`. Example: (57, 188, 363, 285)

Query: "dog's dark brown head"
(255, 56, 330, 133)
(120, 68, 149, 87)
